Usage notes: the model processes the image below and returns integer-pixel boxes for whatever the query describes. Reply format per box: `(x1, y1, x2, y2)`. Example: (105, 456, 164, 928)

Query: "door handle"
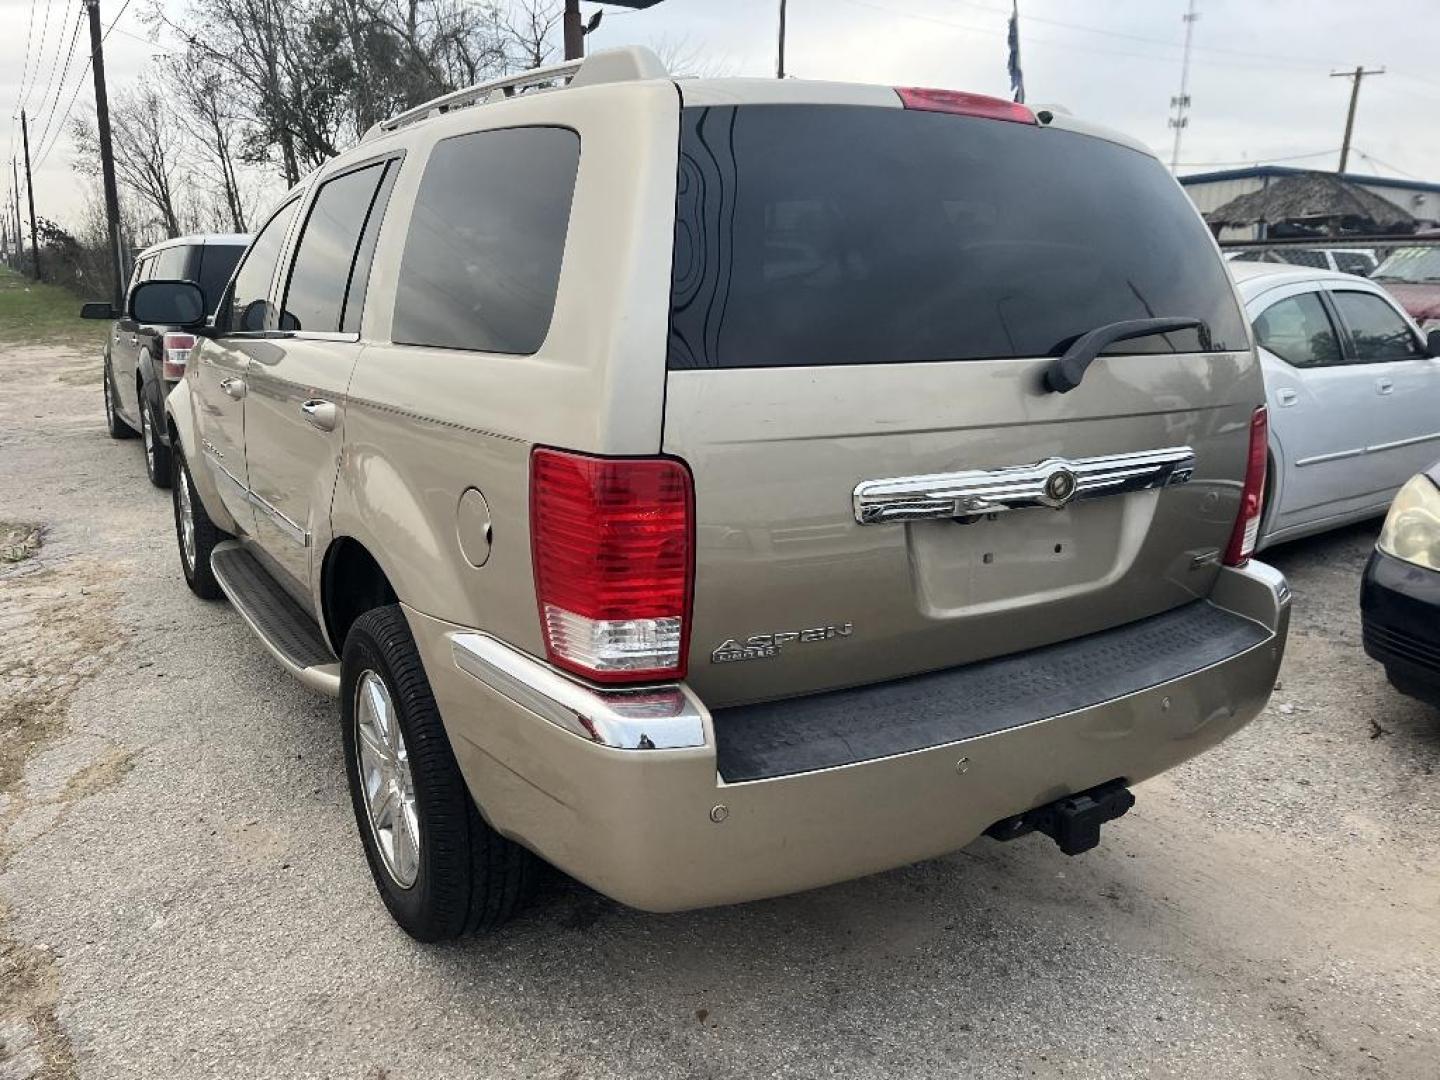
(129, 334, 138, 345)
(1276, 387, 1298, 407)
(220, 377, 246, 400)
(300, 399, 338, 431)
(1376, 378, 1394, 395)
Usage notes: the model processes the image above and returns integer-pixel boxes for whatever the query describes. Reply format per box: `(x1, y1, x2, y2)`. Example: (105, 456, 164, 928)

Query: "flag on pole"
(1007, 1, 1025, 104)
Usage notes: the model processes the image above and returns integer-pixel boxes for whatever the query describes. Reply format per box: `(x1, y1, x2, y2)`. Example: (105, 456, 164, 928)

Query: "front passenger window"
(225, 200, 300, 333)
(1252, 293, 1342, 368)
(1332, 291, 1422, 362)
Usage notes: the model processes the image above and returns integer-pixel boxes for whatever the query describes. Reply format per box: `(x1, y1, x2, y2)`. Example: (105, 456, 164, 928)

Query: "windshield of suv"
(1371, 246, 1440, 284)
(668, 104, 1247, 369)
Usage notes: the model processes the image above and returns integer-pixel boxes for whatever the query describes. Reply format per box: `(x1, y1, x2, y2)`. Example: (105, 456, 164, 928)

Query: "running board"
(210, 541, 341, 698)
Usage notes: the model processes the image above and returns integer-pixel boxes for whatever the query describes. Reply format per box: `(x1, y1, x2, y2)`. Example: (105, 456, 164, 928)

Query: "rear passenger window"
(281, 160, 392, 334)
(151, 245, 191, 280)
(393, 127, 579, 354)
(1253, 294, 1341, 368)
(1332, 291, 1422, 362)
(196, 244, 244, 316)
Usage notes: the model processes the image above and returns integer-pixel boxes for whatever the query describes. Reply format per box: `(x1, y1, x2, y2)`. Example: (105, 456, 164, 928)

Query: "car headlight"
(1377, 473, 1440, 571)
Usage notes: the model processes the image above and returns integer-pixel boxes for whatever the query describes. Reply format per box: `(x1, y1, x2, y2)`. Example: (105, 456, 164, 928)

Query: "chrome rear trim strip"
(450, 632, 709, 750)
(853, 446, 1196, 525)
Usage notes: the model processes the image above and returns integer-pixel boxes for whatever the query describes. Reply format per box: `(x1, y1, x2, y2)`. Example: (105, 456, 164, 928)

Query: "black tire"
(140, 380, 173, 489)
(341, 605, 538, 940)
(103, 362, 135, 439)
(171, 447, 226, 600)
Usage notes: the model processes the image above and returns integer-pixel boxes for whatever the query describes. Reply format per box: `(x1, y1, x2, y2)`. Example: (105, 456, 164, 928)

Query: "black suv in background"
(83, 233, 248, 487)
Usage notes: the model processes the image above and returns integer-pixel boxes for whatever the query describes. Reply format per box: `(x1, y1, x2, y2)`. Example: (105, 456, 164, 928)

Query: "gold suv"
(130, 48, 1290, 940)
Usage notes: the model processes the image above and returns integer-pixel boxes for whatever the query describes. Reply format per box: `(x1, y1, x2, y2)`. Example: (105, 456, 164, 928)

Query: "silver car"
(1234, 262, 1440, 549)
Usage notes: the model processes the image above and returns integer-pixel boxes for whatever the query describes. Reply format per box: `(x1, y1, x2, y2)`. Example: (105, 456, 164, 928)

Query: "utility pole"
(563, 0, 584, 60)
(1331, 65, 1384, 174)
(10, 160, 24, 272)
(1168, 0, 1198, 169)
(87, 0, 126, 308)
(21, 110, 41, 280)
(777, 0, 788, 79)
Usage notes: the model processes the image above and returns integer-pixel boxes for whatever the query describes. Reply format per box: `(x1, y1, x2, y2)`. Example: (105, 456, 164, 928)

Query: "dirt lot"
(1, 337, 1438, 1080)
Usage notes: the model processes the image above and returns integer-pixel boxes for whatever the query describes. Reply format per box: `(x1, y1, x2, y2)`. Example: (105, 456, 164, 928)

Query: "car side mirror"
(79, 301, 115, 320)
(1427, 329, 1440, 359)
(130, 279, 206, 328)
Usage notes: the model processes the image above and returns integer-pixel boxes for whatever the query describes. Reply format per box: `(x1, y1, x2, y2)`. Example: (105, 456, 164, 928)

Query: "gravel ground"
(1, 342, 1437, 1080)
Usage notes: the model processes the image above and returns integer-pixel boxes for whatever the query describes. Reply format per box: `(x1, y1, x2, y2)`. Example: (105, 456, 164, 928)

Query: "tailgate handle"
(1045, 317, 1208, 394)
(853, 446, 1196, 525)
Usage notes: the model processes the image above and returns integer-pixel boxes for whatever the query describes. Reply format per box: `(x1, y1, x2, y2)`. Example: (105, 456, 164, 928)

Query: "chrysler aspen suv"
(131, 48, 1290, 940)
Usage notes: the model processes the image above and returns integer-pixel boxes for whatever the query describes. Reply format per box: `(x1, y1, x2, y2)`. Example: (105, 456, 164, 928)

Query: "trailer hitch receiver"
(984, 779, 1135, 856)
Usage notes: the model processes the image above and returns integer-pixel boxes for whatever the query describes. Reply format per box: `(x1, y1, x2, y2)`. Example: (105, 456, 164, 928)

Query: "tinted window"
(1277, 249, 1327, 270)
(1333, 291, 1422, 362)
(227, 200, 299, 333)
(1332, 251, 1373, 277)
(669, 106, 1246, 369)
(393, 127, 579, 354)
(281, 162, 388, 334)
(196, 243, 245, 316)
(342, 164, 399, 335)
(151, 245, 191, 280)
(1253, 293, 1341, 368)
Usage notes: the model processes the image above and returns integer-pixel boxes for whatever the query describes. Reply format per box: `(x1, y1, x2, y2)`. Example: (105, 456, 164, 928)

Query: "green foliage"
(0, 266, 108, 347)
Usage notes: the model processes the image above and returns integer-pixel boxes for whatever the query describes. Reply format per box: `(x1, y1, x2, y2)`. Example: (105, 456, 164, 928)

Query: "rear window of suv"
(668, 105, 1246, 369)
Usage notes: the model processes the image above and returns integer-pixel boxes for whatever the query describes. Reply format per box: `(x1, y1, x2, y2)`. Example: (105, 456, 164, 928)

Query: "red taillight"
(895, 86, 1037, 124)
(162, 332, 196, 380)
(530, 448, 694, 684)
(1224, 406, 1268, 567)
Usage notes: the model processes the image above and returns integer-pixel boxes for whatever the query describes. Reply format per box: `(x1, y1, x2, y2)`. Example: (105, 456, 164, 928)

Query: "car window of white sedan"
(1253, 293, 1342, 368)
(1332, 291, 1423, 363)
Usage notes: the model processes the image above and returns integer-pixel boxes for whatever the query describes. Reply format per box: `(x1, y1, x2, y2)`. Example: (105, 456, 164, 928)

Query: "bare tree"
(165, 52, 251, 231)
(505, 0, 560, 69)
(71, 79, 188, 239)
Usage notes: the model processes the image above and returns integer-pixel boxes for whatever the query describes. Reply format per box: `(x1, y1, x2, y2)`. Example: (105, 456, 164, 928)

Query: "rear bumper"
(1361, 549, 1440, 708)
(408, 561, 1290, 912)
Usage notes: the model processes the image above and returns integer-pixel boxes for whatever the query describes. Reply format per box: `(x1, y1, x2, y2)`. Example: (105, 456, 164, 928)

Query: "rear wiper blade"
(1044, 317, 1207, 394)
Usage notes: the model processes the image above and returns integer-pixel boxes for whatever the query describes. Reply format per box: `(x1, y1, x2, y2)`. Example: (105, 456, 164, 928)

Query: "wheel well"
(322, 538, 398, 654)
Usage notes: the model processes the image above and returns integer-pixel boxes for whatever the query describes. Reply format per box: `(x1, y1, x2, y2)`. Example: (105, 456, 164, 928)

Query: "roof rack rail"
(364, 46, 668, 141)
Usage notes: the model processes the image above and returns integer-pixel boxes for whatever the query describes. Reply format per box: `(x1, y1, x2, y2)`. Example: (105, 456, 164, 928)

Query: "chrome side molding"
(853, 446, 1196, 525)
(450, 632, 709, 750)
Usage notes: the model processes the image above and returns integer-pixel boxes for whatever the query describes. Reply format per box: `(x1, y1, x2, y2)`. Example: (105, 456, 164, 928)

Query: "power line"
(9, 0, 43, 168)
(33, 0, 137, 170)
(1353, 149, 1424, 182)
(1175, 149, 1340, 169)
(30, 7, 88, 160)
(21, 0, 62, 114)
(945, 0, 1349, 73)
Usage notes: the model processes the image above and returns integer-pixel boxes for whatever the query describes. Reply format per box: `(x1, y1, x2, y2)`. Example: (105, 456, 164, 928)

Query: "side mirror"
(130, 279, 206, 328)
(79, 301, 115, 320)
(1427, 329, 1440, 359)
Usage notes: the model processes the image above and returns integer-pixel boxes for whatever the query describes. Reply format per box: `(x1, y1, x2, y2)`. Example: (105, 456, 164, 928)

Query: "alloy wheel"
(355, 670, 420, 888)
(142, 405, 155, 471)
(177, 466, 196, 571)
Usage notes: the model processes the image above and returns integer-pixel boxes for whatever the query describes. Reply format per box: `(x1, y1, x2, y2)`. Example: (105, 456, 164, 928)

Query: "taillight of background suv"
(161, 332, 196, 380)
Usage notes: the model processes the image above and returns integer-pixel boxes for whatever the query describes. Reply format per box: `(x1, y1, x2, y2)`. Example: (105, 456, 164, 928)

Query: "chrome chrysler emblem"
(1038, 463, 1079, 508)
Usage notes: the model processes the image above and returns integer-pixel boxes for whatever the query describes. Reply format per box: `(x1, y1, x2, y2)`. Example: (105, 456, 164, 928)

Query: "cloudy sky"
(3, 0, 1438, 230)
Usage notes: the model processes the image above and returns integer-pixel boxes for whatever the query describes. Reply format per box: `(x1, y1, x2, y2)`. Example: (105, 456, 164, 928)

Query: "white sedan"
(1231, 262, 1440, 550)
